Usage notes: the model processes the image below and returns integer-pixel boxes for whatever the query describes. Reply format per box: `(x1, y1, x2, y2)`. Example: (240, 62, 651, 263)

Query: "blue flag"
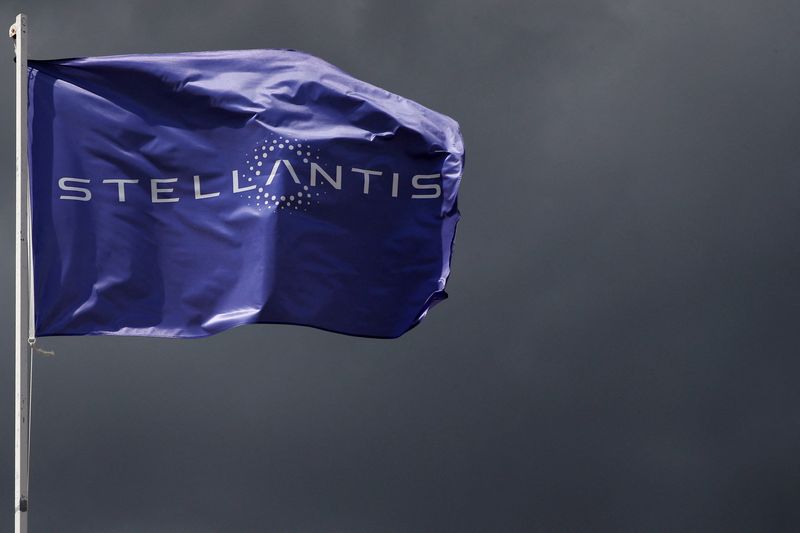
(28, 49, 463, 339)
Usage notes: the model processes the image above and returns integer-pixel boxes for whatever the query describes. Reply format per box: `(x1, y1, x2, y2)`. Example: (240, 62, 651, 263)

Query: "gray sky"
(2, 0, 800, 531)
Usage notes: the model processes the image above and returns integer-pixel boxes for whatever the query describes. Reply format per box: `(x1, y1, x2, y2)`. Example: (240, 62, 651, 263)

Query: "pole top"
(9, 14, 25, 54)
(9, 13, 26, 38)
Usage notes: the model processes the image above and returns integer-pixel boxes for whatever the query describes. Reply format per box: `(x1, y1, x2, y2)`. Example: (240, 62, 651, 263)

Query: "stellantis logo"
(57, 133, 442, 210)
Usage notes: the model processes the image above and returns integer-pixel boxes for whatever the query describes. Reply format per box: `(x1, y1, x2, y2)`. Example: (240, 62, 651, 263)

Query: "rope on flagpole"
(25, 339, 33, 513)
(29, 338, 55, 357)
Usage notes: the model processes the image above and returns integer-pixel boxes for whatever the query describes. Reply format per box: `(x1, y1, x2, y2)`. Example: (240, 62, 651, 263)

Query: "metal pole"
(11, 12, 31, 533)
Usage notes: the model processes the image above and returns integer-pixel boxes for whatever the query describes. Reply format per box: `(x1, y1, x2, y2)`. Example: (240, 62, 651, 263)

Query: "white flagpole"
(11, 13, 31, 533)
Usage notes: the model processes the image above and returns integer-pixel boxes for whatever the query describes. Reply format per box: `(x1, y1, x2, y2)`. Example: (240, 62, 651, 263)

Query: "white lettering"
(102, 178, 138, 202)
(193, 175, 220, 199)
(310, 163, 342, 189)
(232, 169, 255, 193)
(151, 178, 179, 203)
(266, 160, 301, 185)
(59, 177, 91, 201)
(60, 165, 441, 204)
(411, 174, 441, 199)
(351, 167, 382, 195)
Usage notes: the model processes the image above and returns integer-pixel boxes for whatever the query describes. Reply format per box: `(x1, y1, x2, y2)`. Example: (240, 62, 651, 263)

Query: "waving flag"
(27, 49, 463, 338)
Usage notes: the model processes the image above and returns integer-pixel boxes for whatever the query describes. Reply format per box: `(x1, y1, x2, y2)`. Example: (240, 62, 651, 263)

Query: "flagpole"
(11, 13, 31, 533)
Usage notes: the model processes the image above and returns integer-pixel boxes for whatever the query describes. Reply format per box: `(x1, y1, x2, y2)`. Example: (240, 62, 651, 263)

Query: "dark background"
(2, 1, 800, 531)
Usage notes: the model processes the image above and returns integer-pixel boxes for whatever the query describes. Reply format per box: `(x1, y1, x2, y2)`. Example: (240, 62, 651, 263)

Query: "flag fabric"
(27, 49, 463, 339)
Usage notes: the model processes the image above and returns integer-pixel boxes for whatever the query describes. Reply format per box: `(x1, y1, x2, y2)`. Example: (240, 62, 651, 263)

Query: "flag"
(27, 49, 463, 339)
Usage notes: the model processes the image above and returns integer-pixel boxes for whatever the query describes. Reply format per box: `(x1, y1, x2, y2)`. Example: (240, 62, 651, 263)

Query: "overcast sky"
(2, 0, 800, 531)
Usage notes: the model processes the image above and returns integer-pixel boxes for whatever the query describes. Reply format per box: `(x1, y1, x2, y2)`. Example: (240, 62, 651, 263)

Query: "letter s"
(59, 177, 92, 201)
(411, 174, 441, 199)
